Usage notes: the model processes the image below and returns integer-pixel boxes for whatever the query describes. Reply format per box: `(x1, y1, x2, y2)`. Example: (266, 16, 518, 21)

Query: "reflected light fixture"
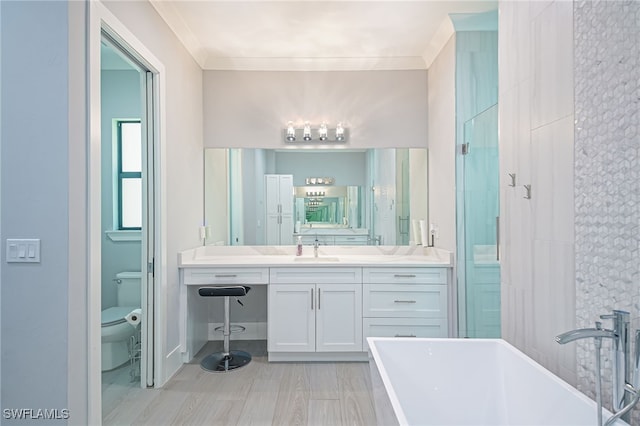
(305, 177, 334, 185)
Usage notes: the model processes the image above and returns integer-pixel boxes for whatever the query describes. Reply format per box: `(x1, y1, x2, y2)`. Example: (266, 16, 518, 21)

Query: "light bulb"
(336, 122, 345, 141)
(319, 122, 328, 141)
(303, 121, 312, 141)
(286, 121, 296, 141)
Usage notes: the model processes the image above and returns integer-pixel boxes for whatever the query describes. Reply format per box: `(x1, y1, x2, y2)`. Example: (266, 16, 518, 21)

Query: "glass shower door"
(459, 104, 501, 338)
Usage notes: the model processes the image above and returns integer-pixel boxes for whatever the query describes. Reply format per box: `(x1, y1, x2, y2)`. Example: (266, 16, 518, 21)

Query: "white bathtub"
(367, 337, 628, 426)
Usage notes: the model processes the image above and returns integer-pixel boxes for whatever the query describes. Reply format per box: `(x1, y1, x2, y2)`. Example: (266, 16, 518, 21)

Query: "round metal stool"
(198, 285, 252, 372)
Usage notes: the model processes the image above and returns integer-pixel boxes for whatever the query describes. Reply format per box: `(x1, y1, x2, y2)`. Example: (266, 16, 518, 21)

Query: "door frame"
(88, 2, 168, 423)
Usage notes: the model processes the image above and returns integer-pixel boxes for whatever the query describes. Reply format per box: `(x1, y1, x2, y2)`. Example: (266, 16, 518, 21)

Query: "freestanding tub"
(367, 337, 628, 426)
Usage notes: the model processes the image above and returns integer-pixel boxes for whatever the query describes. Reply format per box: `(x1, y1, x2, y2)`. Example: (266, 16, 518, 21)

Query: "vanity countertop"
(178, 245, 453, 267)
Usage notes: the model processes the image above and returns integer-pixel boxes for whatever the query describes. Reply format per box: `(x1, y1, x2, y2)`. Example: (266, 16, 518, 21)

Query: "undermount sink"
(294, 256, 340, 262)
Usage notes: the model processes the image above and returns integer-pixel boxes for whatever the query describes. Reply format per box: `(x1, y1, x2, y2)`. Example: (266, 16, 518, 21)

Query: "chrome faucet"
(313, 237, 319, 258)
(555, 326, 617, 344)
(556, 310, 640, 426)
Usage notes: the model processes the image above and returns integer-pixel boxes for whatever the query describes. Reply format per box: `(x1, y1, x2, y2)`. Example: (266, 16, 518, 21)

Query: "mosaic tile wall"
(574, 0, 640, 420)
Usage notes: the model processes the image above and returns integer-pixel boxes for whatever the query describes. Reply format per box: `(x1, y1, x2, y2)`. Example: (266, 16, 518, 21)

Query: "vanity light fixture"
(283, 121, 349, 143)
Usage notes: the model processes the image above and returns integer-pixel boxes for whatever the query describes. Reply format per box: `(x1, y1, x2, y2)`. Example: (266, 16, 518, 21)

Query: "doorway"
(99, 31, 156, 414)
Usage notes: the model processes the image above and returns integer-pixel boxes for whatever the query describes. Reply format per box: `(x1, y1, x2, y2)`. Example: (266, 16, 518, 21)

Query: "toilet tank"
(115, 271, 141, 307)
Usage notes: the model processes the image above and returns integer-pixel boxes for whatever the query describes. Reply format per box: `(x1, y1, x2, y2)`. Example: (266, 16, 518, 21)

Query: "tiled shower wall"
(499, 0, 577, 384)
(574, 0, 640, 420)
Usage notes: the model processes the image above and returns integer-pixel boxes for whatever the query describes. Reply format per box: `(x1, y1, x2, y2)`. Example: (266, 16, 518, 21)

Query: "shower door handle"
(496, 216, 500, 261)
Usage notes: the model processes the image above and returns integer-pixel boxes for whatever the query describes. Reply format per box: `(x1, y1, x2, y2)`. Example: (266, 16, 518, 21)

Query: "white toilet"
(101, 271, 141, 372)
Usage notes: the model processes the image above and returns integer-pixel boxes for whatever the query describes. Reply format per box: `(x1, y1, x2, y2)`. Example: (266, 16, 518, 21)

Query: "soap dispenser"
(296, 236, 303, 256)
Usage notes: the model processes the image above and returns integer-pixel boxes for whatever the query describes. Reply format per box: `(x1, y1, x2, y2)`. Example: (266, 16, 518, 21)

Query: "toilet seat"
(102, 306, 137, 327)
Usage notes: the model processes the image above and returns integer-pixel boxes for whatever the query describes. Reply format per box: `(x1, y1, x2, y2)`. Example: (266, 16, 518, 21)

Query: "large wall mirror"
(204, 148, 428, 246)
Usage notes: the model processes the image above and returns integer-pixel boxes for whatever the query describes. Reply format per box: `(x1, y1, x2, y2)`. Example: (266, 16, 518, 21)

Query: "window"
(117, 120, 142, 230)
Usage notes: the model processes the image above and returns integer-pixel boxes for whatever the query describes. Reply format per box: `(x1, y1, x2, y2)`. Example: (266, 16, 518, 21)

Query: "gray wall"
(203, 70, 428, 150)
(101, 69, 142, 309)
(574, 0, 640, 420)
(1, 1, 70, 421)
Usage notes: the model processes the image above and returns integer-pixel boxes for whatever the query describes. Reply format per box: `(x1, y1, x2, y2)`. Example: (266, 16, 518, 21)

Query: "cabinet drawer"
(363, 318, 448, 339)
(363, 284, 447, 318)
(334, 235, 368, 245)
(270, 267, 362, 284)
(363, 267, 447, 284)
(183, 268, 269, 285)
(300, 235, 333, 245)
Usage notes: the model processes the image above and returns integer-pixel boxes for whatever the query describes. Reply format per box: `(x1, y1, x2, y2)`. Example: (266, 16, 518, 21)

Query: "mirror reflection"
(295, 185, 363, 226)
(204, 148, 428, 246)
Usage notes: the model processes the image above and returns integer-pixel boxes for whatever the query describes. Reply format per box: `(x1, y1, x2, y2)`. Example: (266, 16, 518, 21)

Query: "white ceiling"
(149, 1, 497, 71)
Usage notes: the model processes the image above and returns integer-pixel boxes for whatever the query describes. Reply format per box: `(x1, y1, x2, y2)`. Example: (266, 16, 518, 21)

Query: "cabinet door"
(264, 175, 281, 215)
(265, 174, 294, 245)
(315, 284, 363, 352)
(268, 284, 315, 352)
(265, 214, 280, 245)
(279, 213, 294, 245)
(278, 175, 294, 216)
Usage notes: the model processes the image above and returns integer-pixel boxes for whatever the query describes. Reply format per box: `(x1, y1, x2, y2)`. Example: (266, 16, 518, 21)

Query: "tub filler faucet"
(556, 310, 640, 426)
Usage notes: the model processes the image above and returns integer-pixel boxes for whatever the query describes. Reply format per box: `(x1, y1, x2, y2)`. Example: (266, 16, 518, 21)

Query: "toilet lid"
(102, 306, 137, 327)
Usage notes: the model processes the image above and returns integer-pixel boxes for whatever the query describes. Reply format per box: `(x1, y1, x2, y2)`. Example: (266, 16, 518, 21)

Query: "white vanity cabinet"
(268, 267, 363, 360)
(362, 267, 449, 338)
(179, 245, 454, 363)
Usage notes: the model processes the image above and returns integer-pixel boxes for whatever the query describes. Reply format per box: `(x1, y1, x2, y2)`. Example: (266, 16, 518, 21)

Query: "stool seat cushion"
(198, 286, 251, 297)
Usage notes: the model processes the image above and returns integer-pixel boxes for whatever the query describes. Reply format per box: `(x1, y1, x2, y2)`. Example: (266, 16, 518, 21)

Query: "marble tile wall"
(574, 0, 640, 421)
(498, 0, 576, 384)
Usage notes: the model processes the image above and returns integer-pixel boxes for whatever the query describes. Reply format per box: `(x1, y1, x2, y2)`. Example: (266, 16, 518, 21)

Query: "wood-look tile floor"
(103, 341, 378, 426)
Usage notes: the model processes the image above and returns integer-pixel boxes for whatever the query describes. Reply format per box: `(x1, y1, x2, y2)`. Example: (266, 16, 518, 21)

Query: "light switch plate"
(6, 239, 40, 263)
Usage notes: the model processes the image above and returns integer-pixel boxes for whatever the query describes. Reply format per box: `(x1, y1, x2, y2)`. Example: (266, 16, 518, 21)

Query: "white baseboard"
(268, 351, 368, 362)
(160, 345, 183, 387)
(207, 322, 267, 341)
